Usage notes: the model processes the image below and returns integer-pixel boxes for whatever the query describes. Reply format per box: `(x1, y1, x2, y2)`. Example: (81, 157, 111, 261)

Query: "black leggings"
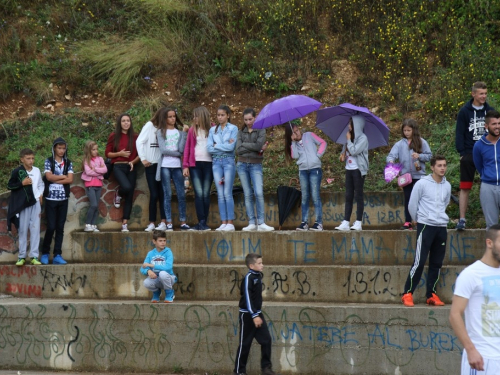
(344, 169, 365, 222)
(113, 163, 137, 220)
(402, 180, 417, 223)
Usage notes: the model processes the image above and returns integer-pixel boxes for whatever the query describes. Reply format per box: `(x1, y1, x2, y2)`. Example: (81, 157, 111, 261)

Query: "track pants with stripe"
(234, 312, 272, 374)
(403, 223, 447, 298)
(461, 349, 500, 374)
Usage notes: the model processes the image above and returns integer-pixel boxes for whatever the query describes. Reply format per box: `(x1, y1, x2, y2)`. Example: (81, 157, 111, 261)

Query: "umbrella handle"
(289, 178, 299, 188)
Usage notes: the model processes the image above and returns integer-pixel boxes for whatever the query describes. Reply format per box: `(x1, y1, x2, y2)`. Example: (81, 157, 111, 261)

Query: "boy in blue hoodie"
(140, 230, 176, 303)
(473, 110, 500, 230)
(401, 155, 451, 307)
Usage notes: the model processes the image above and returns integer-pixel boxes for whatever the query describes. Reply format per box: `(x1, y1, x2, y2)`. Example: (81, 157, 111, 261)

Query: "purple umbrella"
(315, 103, 389, 149)
(253, 95, 322, 129)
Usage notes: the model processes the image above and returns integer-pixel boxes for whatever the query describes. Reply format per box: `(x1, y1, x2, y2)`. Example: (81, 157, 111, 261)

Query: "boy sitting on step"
(140, 230, 176, 303)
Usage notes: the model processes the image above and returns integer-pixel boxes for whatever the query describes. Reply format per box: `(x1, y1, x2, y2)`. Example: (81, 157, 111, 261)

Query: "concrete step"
(0, 264, 464, 304)
(0, 299, 461, 374)
(65, 230, 483, 266)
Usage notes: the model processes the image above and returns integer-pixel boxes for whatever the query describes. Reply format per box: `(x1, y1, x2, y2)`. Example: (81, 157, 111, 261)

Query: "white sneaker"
(242, 224, 257, 231)
(222, 224, 235, 231)
(258, 223, 274, 231)
(144, 223, 155, 232)
(92, 225, 100, 232)
(155, 222, 167, 230)
(84, 224, 94, 232)
(215, 224, 227, 231)
(350, 221, 362, 231)
(335, 220, 350, 231)
(121, 224, 129, 232)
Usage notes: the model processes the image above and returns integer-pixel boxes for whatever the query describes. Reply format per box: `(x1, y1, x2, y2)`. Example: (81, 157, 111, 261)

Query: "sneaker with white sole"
(155, 222, 167, 230)
(258, 223, 274, 231)
(92, 225, 100, 232)
(165, 223, 173, 231)
(215, 224, 227, 231)
(121, 224, 129, 232)
(84, 224, 94, 232)
(114, 190, 122, 208)
(242, 224, 257, 231)
(222, 224, 235, 231)
(296, 222, 309, 231)
(310, 222, 323, 231)
(144, 223, 155, 232)
(335, 220, 350, 231)
(350, 220, 362, 231)
(180, 224, 191, 230)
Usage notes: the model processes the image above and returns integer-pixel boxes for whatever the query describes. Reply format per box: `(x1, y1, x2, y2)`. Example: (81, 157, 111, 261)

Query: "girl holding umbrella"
(284, 124, 327, 231)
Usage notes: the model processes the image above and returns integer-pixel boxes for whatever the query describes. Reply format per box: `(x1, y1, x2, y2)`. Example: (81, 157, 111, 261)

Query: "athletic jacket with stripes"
(238, 269, 263, 318)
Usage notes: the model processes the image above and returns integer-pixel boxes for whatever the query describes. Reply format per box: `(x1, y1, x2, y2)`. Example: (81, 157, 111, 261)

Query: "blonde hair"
(193, 106, 211, 138)
(82, 140, 98, 171)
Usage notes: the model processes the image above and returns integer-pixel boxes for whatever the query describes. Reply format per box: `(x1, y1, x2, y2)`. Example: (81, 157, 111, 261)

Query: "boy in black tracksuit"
(233, 253, 277, 375)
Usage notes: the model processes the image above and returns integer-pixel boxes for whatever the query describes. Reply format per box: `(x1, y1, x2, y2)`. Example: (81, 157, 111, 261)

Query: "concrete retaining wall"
(0, 300, 461, 374)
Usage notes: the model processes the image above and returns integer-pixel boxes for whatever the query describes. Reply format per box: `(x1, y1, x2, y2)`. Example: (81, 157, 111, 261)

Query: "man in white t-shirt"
(450, 224, 500, 374)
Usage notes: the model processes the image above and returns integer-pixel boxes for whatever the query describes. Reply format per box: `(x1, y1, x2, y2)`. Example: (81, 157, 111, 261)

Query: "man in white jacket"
(401, 155, 451, 307)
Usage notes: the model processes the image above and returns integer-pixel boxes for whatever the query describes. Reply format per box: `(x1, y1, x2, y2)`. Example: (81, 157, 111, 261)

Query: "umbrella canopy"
(277, 184, 301, 230)
(315, 103, 389, 149)
(254, 95, 322, 129)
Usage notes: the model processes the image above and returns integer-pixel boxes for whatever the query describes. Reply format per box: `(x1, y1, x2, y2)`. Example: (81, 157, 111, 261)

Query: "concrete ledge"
(65, 230, 484, 266)
(0, 264, 464, 304)
(0, 300, 461, 374)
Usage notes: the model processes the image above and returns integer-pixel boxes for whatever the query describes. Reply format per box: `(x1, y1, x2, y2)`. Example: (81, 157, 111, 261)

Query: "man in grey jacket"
(401, 155, 451, 307)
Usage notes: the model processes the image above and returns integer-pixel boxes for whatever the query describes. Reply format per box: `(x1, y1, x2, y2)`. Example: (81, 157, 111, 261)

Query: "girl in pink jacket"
(81, 140, 108, 232)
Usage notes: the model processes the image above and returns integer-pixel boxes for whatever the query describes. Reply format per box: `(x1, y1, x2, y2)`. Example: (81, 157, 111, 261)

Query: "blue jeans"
(190, 161, 213, 223)
(212, 157, 236, 221)
(160, 167, 186, 222)
(299, 168, 323, 224)
(237, 162, 265, 225)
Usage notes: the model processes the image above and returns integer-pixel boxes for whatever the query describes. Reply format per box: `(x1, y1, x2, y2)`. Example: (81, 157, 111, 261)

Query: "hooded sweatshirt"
(44, 137, 73, 199)
(291, 132, 327, 170)
(387, 137, 432, 179)
(341, 115, 369, 176)
(455, 98, 495, 156)
(408, 174, 451, 227)
(473, 133, 500, 186)
(140, 247, 174, 276)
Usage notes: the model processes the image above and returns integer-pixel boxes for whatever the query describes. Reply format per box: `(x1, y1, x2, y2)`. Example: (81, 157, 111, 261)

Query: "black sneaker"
(310, 222, 323, 231)
(296, 222, 309, 231)
(456, 219, 466, 231)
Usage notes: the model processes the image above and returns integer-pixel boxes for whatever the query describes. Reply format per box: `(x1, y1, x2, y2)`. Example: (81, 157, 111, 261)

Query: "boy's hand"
(22, 177, 32, 186)
(142, 263, 154, 268)
(147, 270, 157, 279)
(253, 316, 263, 328)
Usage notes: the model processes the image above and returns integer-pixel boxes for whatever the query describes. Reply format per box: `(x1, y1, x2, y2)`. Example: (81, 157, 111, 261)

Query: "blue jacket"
(473, 133, 500, 186)
(207, 123, 239, 158)
(140, 247, 174, 276)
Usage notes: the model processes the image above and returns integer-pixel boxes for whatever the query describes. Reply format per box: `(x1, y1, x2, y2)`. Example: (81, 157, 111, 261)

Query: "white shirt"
(454, 260, 500, 359)
(27, 166, 44, 200)
(136, 121, 161, 164)
(194, 129, 212, 162)
(161, 128, 181, 168)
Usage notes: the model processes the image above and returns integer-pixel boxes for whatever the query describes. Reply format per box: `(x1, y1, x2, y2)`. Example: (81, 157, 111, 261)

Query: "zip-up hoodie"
(341, 115, 369, 176)
(44, 137, 72, 199)
(236, 126, 266, 163)
(473, 133, 500, 185)
(455, 98, 495, 156)
(238, 269, 263, 318)
(408, 174, 451, 227)
(387, 138, 432, 179)
(291, 132, 327, 170)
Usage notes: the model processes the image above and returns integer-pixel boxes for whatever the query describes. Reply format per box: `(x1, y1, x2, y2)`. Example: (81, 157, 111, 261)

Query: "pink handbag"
(398, 173, 412, 187)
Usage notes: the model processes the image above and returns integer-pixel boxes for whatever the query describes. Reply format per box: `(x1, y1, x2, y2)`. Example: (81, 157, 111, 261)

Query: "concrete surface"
(0, 300, 461, 374)
(0, 264, 465, 304)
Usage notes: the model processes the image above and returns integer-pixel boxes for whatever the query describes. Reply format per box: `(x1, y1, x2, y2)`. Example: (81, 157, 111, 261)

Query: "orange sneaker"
(401, 293, 414, 307)
(426, 293, 445, 306)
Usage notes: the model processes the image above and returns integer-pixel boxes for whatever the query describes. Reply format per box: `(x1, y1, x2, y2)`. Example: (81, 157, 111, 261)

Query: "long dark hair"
(242, 107, 256, 131)
(284, 124, 296, 164)
(159, 107, 184, 137)
(402, 118, 422, 153)
(348, 118, 355, 142)
(216, 105, 232, 131)
(150, 107, 167, 128)
(113, 113, 135, 152)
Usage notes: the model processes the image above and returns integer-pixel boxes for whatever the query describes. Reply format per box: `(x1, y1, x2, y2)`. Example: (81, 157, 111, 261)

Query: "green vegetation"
(2, 0, 500, 227)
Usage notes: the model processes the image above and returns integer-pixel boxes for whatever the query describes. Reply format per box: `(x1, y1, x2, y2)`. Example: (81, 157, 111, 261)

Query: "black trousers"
(144, 163, 165, 222)
(113, 163, 137, 220)
(42, 199, 68, 256)
(402, 180, 417, 223)
(234, 312, 272, 373)
(344, 169, 365, 221)
(404, 223, 447, 298)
